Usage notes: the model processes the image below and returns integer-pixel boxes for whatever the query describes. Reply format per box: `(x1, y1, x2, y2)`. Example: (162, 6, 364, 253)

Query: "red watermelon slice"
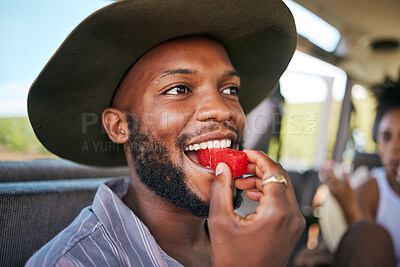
(198, 148, 248, 177)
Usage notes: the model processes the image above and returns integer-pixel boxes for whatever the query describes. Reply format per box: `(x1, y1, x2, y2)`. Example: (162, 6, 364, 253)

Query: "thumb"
(209, 163, 234, 218)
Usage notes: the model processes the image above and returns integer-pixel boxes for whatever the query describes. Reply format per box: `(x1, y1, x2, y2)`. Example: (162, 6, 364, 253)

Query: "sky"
(0, 0, 112, 117)
(0, 0, 348, 117)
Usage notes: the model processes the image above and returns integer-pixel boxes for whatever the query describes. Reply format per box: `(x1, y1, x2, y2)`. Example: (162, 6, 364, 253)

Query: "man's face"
(377, 108, 400, 179)
(114, 36, 246, 216)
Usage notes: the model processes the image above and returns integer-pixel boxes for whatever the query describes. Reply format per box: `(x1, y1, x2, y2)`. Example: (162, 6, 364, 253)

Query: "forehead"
(112, 36, 236, 107)
(128, 36, 236, 86)
(378, 108, 400, 131)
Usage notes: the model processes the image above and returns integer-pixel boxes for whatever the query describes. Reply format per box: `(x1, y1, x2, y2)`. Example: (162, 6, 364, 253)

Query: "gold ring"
(261, 175, 287, 187)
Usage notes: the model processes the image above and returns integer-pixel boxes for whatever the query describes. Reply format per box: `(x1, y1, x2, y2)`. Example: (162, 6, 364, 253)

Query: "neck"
(387, 173, 400, 196)
(122, 174, 211, 266)
(385, 168, 400, 196)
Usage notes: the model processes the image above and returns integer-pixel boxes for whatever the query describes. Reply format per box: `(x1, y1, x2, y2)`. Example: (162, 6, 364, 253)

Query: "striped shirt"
(25, 177, 183, 267)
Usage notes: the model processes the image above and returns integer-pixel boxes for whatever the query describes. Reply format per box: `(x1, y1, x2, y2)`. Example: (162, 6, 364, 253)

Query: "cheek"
(234, 107, 246, 133)
(378, 142, 389, 162)
(141, 107, 190, 143)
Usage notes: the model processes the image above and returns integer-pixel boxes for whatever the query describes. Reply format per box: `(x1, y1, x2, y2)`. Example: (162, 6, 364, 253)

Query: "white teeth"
(221, 139, 226, 148)
(213, 140, 220, 148)
(184, 138, 232, 151)
(207, 141, 214, 149)
(200, 142, 207, 149)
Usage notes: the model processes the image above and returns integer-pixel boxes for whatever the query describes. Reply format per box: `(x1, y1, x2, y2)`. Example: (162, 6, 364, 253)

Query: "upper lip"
(184, 130, 237, 148)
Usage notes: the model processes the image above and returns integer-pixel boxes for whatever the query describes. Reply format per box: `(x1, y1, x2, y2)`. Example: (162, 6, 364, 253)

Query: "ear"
(102, 108, 129, 144)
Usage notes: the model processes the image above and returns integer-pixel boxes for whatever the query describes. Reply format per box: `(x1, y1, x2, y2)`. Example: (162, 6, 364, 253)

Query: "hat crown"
(28, 0, 296, 166)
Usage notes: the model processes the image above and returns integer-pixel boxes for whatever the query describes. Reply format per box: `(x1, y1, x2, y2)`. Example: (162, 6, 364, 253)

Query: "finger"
(243, 149, 302, 219)
(246, 163, 268, 182)
(246, 190, 263, 202)
(244, 150, 282, 179)
(342, 164, 352, 183)
(321, 162, 340, 185)
(235, 176, 263, 191)
(320, 161, 334, 183)
(244, 149, 296, 192)
(209, 163, 235, 219)
(326, 167, 346, 189)
(256, 181, 289, 217)
(343, 172, 350, 181)
(326, 167, 338, 183)
(246, 163, 258, 175)
(332, 162, 345, 181)
(236, 176, 292, 205)
(319, 165, 328, 182)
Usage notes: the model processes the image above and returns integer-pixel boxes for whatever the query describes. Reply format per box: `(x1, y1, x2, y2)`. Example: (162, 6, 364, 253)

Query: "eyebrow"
(158, 68, 240, 80)
(226, 70, 240, 78)
(159, 68, 198, 79)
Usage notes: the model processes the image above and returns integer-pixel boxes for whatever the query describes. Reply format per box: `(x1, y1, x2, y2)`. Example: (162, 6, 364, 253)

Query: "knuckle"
(270, 163, 287, 176)
(254, 149, 267, 157)
(267, 207, 291, 225)
(291, 216, 306, 238)
(295, 214, 306, 232)
(264, 207, 305, 236)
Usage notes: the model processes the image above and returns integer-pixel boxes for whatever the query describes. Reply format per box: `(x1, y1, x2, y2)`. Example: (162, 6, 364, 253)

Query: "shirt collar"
(92, 177, 182, 267)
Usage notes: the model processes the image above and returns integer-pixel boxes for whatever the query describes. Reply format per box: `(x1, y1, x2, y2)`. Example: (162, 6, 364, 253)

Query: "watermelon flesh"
(198, 148, 248, 177)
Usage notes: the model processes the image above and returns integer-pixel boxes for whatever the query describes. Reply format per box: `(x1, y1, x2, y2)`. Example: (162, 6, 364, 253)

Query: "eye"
(164, 85, 190, 95)
(382, 132, 391, 142)
(222, 86, 240, 96)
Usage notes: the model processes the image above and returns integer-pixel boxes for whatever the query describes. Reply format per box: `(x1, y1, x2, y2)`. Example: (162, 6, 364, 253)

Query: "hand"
(208, 149, 305, 267)
(320, 162, 354, 206)
(320, 161, 362, 224)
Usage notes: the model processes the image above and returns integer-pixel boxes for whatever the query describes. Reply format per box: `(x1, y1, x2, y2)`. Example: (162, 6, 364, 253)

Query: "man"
(26, 0, 305, 266)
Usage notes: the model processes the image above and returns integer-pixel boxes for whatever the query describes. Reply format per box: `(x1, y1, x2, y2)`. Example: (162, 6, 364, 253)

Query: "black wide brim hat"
(28, 0, 297, 167)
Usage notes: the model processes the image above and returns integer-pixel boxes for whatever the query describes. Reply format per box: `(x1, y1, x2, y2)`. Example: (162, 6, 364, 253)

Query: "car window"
(277, 51, 347, 171)
(350, 84, 377, 153)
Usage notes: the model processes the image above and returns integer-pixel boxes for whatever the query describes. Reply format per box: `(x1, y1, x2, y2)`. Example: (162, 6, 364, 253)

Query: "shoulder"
(356, 178, 379, 220)
(25, 207, 119, 267)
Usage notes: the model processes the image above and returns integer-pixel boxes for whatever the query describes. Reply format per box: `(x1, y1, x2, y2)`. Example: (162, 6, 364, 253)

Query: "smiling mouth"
(184, 139, 233, 168)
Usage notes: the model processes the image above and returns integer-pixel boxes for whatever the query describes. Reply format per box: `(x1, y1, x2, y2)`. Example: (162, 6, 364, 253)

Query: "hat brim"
(28, 0, 296, 166)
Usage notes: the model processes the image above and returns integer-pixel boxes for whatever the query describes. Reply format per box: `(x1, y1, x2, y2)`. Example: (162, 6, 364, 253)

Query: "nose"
(195, 89, 235, 122)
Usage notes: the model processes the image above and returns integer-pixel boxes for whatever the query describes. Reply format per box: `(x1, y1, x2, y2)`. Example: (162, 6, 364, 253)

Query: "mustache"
(176, 121, 239, 151)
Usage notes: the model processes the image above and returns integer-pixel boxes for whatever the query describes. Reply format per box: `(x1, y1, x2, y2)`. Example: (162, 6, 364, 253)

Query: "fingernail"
(216, 163, 224, 176)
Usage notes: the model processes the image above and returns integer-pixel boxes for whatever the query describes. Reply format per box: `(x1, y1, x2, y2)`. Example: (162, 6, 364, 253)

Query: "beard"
(126, 113, 243, 218)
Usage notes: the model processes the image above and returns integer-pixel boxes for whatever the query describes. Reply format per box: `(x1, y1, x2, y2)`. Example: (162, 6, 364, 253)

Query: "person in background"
(320, 75, 400, 267)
